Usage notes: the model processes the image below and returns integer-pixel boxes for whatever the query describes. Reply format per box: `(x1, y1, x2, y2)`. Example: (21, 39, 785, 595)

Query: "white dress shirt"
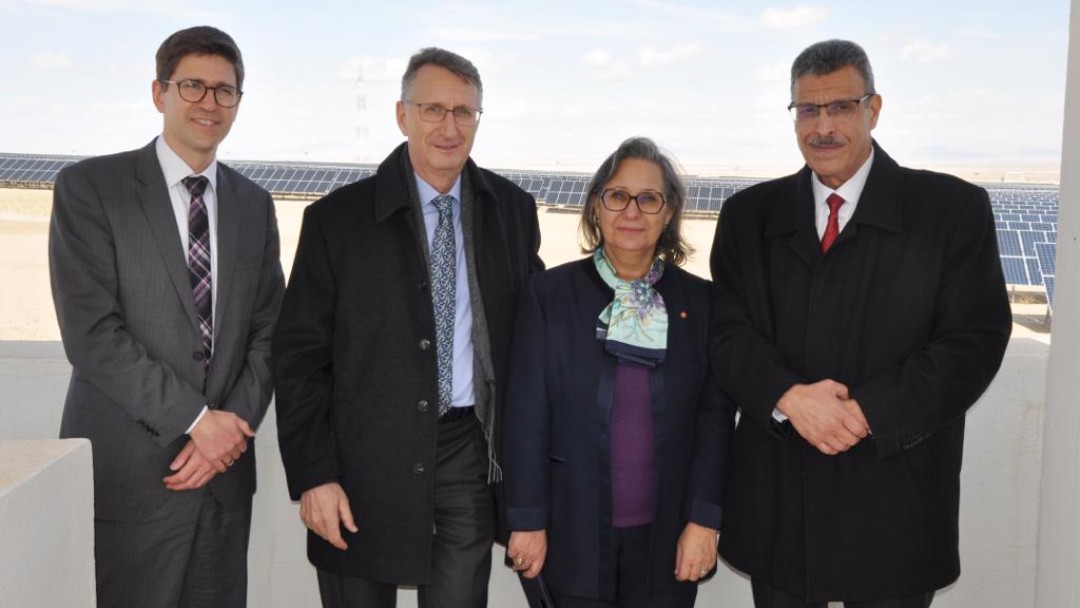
(156, 136, 219, 431)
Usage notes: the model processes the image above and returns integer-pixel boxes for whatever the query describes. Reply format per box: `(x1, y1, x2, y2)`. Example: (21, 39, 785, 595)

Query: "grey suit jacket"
(49, 139, 285, 521)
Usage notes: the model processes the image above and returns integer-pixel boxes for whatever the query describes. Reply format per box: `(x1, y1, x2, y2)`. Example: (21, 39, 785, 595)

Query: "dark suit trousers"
(549, 525, 697, 608)
(95, 490, 252, 608)
(751, 580, 934, 608)
(318, 415, 495, 608)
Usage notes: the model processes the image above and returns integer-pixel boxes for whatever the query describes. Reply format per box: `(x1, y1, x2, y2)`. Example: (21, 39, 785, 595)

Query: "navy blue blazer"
(503, 257, 735, 601)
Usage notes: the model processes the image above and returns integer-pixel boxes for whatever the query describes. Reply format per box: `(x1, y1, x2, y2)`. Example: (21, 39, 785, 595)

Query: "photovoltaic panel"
(0, 152, 1062, 290)
(1035, 242, 1057, 276)
(999, 257, 1029, 285)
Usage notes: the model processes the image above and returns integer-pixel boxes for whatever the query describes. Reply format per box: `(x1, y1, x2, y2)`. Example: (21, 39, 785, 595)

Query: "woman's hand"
(508, 529, 548, 579)
(675, 521, 718, 582)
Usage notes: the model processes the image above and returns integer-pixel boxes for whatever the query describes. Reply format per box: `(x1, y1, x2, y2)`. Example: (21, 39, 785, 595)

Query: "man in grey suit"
(49, 25, 284, 608)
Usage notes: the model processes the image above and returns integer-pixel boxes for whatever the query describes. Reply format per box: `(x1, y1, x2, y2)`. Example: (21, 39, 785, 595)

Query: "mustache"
(809, 136, 841, 147)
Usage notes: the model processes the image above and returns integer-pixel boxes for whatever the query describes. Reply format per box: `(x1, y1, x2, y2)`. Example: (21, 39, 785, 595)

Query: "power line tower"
(355, 65, 371, 163)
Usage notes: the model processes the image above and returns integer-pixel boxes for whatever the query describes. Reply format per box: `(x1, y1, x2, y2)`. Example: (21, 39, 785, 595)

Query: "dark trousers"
(550, 525, 697, 608)
(95, 490, 251, 608)
(318, 415, 495, 608)
(751, 579, 934, 608)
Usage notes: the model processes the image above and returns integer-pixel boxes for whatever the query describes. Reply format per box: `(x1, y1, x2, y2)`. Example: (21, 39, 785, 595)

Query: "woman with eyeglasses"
(503, 137, 736, 607)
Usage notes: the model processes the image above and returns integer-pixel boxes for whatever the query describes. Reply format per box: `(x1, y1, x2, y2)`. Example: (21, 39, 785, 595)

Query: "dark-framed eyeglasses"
(599, 188, 667, 214)
(160, 78, 243, 108)
(407, 101, 483, 126)
(787, 93, 874, 123)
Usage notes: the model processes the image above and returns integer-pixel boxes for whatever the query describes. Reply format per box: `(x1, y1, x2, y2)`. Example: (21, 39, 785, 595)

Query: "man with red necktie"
(709, 39, 1011, 608)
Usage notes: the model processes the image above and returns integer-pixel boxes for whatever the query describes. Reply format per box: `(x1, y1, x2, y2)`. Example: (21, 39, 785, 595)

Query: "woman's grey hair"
(401, 47, 483, 106)
(579, 136, 693, 266)
(790, 39, 875, 97)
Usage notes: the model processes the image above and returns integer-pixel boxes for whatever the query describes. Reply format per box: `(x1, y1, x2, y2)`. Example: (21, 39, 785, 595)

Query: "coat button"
(419, 338, 431, 351)
(417, 400, 429, 413)
(419, 280, 428, 291)
(192, 351, 205, 361)
(413, 463, 425, 475)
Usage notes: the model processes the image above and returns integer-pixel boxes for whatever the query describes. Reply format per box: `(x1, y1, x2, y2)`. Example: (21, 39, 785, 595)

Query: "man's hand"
(300, 482, 357, 551)
(163, 439, 217, 491)
(675, 522, 718, 582)
(777, 380, 869, 455)
(507, 530, 547, 579)
(189, 409, 254, 472)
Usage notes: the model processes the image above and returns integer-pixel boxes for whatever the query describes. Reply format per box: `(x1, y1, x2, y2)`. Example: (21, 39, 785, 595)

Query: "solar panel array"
(0, 152, 1060, 305)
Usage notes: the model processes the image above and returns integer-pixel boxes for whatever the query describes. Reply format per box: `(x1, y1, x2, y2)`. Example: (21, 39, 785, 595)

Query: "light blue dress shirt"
(414, 175, 475, 409)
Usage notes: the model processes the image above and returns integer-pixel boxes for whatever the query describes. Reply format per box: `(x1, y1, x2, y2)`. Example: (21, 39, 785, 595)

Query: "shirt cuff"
(771, 408, 789, 423)
(185, 405, 209, 434)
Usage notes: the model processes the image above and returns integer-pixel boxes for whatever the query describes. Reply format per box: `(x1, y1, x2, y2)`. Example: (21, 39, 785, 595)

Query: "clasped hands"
(777, 380, 870, 455)
(163, 409, 254, 491)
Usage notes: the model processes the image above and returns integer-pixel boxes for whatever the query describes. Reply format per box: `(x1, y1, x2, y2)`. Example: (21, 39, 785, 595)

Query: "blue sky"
(1, 0, 1070, 176)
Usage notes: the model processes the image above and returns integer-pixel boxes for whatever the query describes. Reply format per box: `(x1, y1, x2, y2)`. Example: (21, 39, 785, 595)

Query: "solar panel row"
(0, 152, 1061, 301)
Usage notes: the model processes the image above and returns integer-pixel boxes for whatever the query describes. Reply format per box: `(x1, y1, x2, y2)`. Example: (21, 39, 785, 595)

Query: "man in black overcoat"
(273, 47, 543, 607)
(709, 39, 1012, 608)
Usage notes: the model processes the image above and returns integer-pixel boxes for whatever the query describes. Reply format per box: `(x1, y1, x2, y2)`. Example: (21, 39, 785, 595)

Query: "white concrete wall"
(0, 438, 95, 607)
(0, 337, 1046, 607)
(1035, 1, 1080, 605)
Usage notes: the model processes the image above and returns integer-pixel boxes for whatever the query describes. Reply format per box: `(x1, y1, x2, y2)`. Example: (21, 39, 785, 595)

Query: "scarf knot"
(594, 249, 668, 367)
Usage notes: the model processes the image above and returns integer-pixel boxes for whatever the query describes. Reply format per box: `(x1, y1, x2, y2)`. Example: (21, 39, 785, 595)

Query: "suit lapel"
(134, 142, 200, 327)
(214, 165, 241, 333)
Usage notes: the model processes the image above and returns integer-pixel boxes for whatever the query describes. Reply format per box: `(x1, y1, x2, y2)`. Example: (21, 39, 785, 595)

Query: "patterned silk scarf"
(594, 248, 668, 367)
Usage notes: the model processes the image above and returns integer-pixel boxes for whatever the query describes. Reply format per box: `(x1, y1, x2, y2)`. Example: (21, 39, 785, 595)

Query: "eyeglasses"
(160, 78, 243, 108)
(787, 93, 874, 123)
(407, 101, 483, 126)
(599, 188, 667, 214)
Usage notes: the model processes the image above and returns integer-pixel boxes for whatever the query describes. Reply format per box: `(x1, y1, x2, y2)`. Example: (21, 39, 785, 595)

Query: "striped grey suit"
(49, 139, 284, 607)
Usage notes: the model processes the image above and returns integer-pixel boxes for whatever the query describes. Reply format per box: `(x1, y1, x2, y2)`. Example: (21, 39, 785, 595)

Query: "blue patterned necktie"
(182, 175, 213, 373)
(430, 194, 456, 415)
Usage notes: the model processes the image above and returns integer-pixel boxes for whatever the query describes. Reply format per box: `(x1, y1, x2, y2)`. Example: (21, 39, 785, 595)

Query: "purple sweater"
(610, 362, 655, 527)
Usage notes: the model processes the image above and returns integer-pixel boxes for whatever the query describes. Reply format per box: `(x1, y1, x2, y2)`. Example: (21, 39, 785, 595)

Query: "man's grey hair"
(790, 39, 875, 98)
(401, 47, 483, 106)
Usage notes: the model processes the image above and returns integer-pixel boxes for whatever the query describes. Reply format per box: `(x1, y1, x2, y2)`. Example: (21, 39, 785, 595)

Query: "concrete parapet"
(0, 438, 95, 606)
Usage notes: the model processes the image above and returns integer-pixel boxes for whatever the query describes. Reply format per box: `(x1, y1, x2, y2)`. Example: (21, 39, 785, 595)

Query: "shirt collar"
(811, 146, 874, 206)
(155, 135, 218, 192)
(414, 173, 462, 208)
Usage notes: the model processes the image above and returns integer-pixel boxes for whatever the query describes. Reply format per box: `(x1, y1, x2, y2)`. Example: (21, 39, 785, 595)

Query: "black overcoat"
(709, 143, 1011, 602)
(273, 143, 543, 583)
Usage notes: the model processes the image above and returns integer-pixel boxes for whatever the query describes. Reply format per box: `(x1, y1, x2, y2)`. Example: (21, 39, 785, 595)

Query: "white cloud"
(639, 42, 706, 68)
(759, 5, 827, 29)
(756, 62, 789, 83)
(582, 48, 613, 69)
(900, 39, 952, 62)
(580, 48, 631, 80)
(424, 28, 539, 43)
(26, 52, 73, 71)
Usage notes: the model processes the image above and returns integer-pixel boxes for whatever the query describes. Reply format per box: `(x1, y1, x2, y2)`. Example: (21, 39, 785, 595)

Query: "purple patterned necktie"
(430, 194, 456, 415)
(183, 175, 213, 373)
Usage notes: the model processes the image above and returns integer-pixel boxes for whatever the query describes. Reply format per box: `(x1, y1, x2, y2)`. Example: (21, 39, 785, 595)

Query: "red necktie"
(821, 193, 845, 252)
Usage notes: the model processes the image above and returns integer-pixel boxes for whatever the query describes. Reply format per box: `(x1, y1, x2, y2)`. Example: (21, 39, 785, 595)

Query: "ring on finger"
(514, 556, 523, 566)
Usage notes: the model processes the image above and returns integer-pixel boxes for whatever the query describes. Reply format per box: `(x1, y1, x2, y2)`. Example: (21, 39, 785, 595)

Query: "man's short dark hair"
(401, 47, 483, 105)
(156, 26, 245, 90)
(579, 136, 694, 267)
(790, 39, 875, 98)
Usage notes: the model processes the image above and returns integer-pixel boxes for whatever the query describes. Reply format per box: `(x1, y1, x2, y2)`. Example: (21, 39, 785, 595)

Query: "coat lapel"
(764, 168, 822, 268)
(134, 142, 199, 327)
